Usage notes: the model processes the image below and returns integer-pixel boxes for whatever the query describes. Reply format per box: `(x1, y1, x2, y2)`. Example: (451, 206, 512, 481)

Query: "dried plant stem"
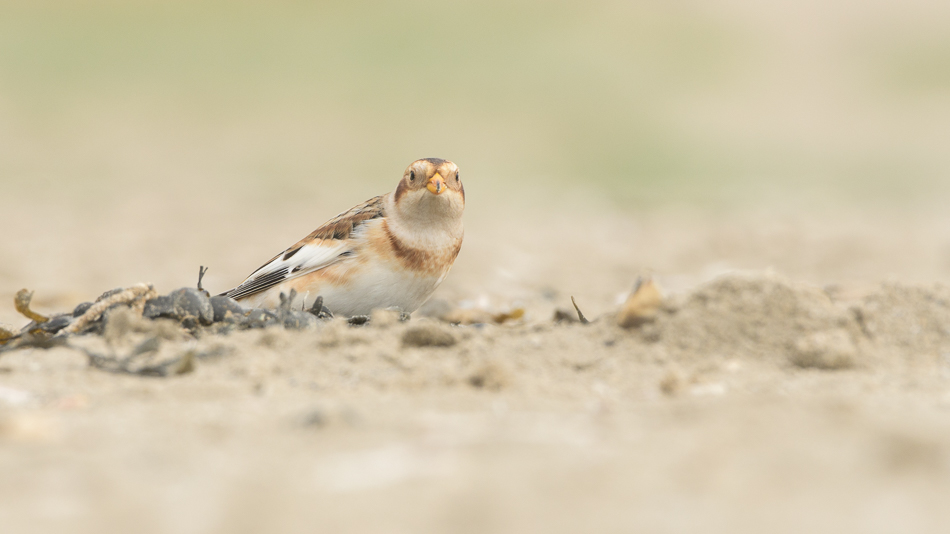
(571, 296, 590, 324)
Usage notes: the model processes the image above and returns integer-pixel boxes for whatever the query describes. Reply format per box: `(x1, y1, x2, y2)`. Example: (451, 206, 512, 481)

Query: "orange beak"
(427, 173, 446, 195)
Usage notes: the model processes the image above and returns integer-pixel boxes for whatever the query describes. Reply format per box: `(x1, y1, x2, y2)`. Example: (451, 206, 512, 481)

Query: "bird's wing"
(221, 196, 386, 300)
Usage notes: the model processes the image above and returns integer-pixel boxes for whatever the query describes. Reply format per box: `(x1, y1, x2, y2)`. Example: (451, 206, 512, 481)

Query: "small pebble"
(143, 296, 175, 320)
(170, 288, 214, 328)
(37, 315, 72, 334)
(789, 329, 856, 370)
(210, 296, 245, 324)
(72, 302, 93, 317)
(144, 288, 214, 328)
(402, 323, 457, 348)
(553, 309, 578, 324)
(348, 315, 371, 326)
(243, 309, 279, 329)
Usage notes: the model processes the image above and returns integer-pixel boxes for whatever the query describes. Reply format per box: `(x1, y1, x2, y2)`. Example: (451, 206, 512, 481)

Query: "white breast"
(310, 262, 443, 316)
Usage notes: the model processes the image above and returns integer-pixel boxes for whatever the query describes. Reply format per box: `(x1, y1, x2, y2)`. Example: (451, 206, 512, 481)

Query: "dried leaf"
(492, 308, 525, 324)
(618, 277, 663, 328)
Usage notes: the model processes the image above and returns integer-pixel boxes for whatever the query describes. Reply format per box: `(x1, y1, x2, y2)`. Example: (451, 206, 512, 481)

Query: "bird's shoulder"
(304, 195, 388, 242)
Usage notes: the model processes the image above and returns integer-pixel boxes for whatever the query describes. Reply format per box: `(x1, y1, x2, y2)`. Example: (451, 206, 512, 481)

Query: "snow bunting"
(221, 158, 464, 316)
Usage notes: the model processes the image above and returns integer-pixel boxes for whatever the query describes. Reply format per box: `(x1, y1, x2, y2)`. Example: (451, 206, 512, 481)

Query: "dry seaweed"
(15, 289, 49, 324)
(61, 284, 157, 335)
(0, 332, 68, 353)
(83, 348, 196, 377)
(77, 336, 196, 377)
(0, 325, 16, 345)
(2, 290, 71, 352)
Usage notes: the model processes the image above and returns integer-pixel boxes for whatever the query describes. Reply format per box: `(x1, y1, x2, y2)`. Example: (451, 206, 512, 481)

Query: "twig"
(198, 265, 211, 297)
(197, 266, 209, 296)
(571, 296, 590, 324)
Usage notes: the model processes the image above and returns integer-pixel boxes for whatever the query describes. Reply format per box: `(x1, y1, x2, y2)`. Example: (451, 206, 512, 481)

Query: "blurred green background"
(2, 0, 948, 211)
(2, 0, 950, 321)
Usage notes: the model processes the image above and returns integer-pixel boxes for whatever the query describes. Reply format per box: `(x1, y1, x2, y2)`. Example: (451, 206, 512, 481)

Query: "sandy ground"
(2, 1, 950, 531)
(3, 192, 950, 533)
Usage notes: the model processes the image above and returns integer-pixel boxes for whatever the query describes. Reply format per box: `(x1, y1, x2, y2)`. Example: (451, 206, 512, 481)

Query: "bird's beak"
(427, 173, 446, 195)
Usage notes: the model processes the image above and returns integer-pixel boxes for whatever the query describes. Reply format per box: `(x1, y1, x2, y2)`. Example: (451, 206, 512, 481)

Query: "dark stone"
(347, 315, 370, 326)
(72, 302, 94, 317)
(79, 317, 107, 335)
(210, 296, 246, 324)
(401, 324, 457, 347)
(38, 315, 72, 334)
(143, 295, 175, 319)
(553, 309, 579, 324)
(143, 288, 213, 328)
(170, 288, 214, 328)
(242, 309, 279, 329)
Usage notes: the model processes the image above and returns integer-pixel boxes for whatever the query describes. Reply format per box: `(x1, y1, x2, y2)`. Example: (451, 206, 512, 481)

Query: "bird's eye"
(455, 171, 459, 182)
(409, 171, 415, 182)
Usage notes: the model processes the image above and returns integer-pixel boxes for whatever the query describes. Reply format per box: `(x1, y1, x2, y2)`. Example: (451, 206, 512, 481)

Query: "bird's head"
(392, 158, 465, 223)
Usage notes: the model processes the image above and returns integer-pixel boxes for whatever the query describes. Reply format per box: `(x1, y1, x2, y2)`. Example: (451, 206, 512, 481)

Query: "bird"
(221, 158, 464, 316)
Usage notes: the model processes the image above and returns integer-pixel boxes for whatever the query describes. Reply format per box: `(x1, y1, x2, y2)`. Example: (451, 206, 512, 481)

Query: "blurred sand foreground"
(2, 200, 950, 534)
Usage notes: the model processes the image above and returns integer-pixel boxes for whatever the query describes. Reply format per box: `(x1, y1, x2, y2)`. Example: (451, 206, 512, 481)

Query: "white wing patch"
(223, 241, 351, 300)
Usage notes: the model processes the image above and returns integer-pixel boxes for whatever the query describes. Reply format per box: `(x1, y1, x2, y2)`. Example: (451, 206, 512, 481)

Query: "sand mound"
(856, 283, 950, 359)
(649, 273, 859, 365)
(636, 273, 950, 371)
